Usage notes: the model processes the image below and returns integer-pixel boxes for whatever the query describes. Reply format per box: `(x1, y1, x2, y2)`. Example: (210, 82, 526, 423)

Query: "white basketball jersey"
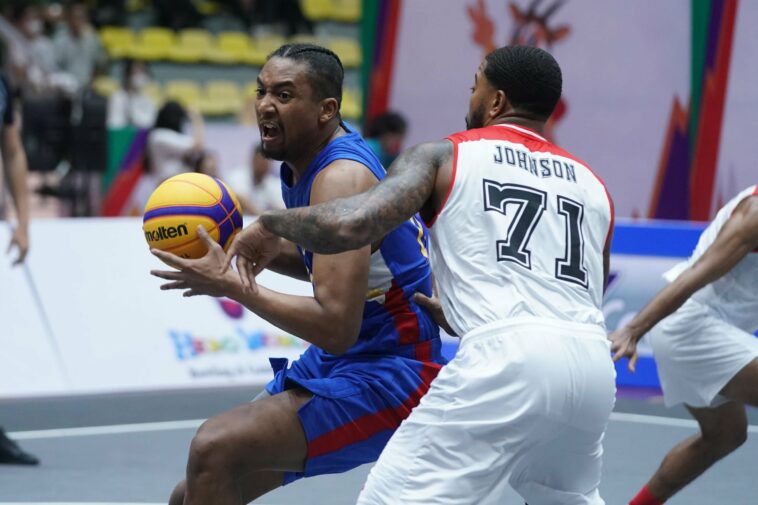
(426, 124, 613, 337)
(664, 184, 758, 333)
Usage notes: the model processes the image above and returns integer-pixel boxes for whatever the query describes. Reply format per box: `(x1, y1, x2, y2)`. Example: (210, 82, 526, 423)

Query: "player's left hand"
(223, 218, 282, 289)
(150, 225, 252, 298)
(7, 225, 28, 266)
(608, 326, 640, 373)
(414, 288, 458, 337)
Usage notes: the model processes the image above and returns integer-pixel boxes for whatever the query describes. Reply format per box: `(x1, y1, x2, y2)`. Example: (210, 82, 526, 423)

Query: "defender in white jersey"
(226, 46, 616, 504)
(610, 185, 758, 505)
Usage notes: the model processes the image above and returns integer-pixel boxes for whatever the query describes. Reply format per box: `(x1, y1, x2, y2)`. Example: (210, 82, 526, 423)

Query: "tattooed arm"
(260, 140, 453, 254)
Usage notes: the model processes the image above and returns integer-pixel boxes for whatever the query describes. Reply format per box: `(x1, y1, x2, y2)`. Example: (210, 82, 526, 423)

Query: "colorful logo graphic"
(468, 0, 570, 142)
(170, 328, 308, 361)
(217, 298, 244, 319)
(647, 0, 738, 220)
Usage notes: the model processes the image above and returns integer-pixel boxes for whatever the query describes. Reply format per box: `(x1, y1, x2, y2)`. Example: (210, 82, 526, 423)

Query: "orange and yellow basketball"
(142, 173, 243, 259)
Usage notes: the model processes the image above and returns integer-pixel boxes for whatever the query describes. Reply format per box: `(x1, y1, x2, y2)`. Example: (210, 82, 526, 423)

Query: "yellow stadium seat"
(131, 27, 176, 61)
(125, 0, 148, 12)
(329, 37, 362, 68)
(209, 32, 252, 64)
(301, 0, 333, 21)
(196, 0, 221, 15)
(332, 0, 361, 22)
(92, 76, 120, 97)
(341, 87, 362, 120)
(244, 82, 259, 99)
(143, 82, 164, 106)
(288, 34, 321, 46)
(164, 80, 201, 108)
(247, 34, 286, 66)
(200, 80, 243, 116)
(170, 29, 213, 63)
(99, 26, 135, 59)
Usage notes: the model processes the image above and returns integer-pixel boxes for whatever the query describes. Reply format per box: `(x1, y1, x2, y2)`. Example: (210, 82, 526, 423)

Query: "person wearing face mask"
(107, 59, 156, 129)
(6, 4, 56, 92)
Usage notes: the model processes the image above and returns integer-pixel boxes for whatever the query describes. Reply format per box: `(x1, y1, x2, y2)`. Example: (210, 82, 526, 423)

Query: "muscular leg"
(181, 387, 312, 505)
(645, 401, 747, 501)
(169, 471, 285, 505)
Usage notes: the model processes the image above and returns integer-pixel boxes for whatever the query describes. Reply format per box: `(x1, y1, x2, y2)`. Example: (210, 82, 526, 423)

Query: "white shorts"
(648, 298, 758, 408)
(357, 317, 616, 505)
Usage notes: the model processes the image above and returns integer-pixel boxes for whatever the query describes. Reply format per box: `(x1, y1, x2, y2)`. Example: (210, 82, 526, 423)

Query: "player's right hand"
(7, 225, 28, 266)
(608, 326, 640, 373)
(223, 218, 282, 289)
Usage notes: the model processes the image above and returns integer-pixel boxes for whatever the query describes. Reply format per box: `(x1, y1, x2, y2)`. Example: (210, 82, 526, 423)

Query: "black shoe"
(0, 428, 39, 465)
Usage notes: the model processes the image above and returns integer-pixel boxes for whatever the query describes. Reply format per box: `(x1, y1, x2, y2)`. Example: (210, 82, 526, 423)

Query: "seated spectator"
(364, 112, 408, 169)
(128, 101, 205, 214)
(107, 59, 156, 129)
(227, 144, 283, 214)
(8, 3, 56, 86)
(53, 1, 106, 91)
(147, 100, 205, 179)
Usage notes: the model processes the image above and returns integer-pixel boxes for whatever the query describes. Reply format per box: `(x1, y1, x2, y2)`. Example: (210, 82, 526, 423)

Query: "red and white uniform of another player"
(664, 184, 758, 333)
(649, 184, 758, 408)
(358, 124, 616, 505)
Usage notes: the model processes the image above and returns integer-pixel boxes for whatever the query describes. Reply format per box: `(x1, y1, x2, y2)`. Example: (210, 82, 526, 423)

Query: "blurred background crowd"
(0, 0, 400, 219)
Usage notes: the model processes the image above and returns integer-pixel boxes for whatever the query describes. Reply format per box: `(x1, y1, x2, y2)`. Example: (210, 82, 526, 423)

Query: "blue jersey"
(279, 123, 441, 365)
(268, 124, 444, 485)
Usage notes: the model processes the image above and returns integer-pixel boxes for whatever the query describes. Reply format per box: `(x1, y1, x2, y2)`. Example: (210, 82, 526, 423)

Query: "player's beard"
(260, 143, 285, 161)
(465, 102, 486, 130)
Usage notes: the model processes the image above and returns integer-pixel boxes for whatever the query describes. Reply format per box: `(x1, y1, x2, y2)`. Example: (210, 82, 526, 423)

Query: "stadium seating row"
(120, 0, 360, 21)
(99, 27, 362, 67)
(301, 0, 362, 23)
(92, 77, 363, 118)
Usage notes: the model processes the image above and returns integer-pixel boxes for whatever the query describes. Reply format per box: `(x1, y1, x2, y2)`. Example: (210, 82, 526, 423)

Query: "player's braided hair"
(484, 45, 562, 120)
(268, 43, 344, 106)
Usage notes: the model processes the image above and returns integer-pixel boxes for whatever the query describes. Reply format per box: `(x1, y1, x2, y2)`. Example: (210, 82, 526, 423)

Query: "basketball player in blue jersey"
(150, 43, 444, 505)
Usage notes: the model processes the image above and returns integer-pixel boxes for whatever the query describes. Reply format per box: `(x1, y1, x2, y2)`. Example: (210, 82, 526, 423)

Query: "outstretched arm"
(610, 195, 758, 371)
(3, 115, 30, 265)
(257, 140, 452, 254)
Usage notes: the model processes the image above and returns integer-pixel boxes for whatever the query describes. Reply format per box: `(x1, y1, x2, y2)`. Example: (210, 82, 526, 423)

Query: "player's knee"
(168, 480, 186, 505)
(717, 425, 747, 454)
(188, 420, 236, 476)
(702, 419, 747, 457)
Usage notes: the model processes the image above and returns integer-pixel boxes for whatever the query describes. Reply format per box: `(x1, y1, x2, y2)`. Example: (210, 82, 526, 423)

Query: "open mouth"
(261, 122, 282, 143)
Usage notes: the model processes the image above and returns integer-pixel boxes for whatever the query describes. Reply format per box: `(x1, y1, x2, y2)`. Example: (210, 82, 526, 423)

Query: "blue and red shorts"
(265, 352, 442, 485)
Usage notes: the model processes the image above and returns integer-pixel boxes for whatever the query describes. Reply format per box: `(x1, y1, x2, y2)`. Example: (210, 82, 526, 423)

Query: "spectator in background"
(147, 100, 204, 180)
(53, 1, 106, 90)
(0, 72, 38, 465)
(107, 59, 156, 129)
(364, 112, 407, 169)
(128, 100, 205, 214)
(228, 144, 283, 214)
(7, 3, 57, 90)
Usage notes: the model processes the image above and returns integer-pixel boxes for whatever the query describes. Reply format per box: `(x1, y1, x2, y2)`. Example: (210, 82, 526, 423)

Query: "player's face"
(465, 63, 488, 130)
(255, 57, 323, 161)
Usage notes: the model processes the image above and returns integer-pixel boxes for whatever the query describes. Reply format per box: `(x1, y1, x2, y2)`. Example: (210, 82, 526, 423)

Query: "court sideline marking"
(8, 412, 758, 440)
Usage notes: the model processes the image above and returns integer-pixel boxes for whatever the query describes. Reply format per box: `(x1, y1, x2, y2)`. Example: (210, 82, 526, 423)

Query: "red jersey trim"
(425, 125, 615, 246)
(307, 362, 441, 459)
(423, 139, 458, 228)
(494, 123, 548, 142)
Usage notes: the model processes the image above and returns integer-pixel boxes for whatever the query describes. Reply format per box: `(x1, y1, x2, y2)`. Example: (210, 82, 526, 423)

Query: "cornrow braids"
(484, 45, 562, 120)
(267, 43, 344, 106)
